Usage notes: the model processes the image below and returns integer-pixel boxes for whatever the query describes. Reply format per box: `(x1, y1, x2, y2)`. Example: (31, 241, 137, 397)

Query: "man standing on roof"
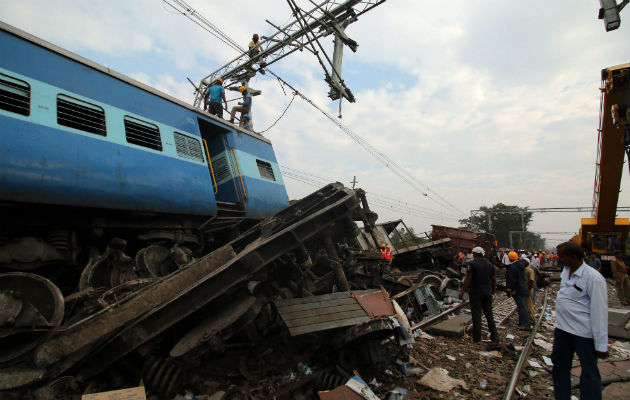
(204, 78, 228, 118)
(552, 242, 608, 400)
(230, 86, 252, 126)
(506, 251, 531, 330)
(459, 247, 499, 343)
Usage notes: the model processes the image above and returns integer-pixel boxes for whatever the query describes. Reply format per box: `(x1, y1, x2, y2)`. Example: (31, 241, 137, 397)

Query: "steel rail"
(503, 288, 550, 400)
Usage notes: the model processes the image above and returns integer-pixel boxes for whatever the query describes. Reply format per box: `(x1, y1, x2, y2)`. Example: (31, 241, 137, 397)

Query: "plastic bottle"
(480, 379, 487, 389)
(297, 362, 312, 375)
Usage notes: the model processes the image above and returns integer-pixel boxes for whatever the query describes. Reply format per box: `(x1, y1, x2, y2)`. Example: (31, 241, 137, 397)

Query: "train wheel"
(0, 272, 64, 364)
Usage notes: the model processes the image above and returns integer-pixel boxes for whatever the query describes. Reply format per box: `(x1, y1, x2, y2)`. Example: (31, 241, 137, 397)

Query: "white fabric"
(502, 254, 510, 265)
(530, 257, 540, 268)
(554, 262, 608, 352)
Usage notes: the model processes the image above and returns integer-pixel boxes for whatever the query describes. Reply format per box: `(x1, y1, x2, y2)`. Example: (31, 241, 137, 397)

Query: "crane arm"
(580, 64, 630, 250)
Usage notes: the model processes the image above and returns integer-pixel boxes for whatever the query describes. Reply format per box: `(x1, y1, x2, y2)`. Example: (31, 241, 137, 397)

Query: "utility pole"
(351, 176, 358, 189)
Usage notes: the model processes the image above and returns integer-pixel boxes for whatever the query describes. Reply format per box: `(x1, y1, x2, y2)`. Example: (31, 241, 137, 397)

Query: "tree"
(459, 203, 544, 248)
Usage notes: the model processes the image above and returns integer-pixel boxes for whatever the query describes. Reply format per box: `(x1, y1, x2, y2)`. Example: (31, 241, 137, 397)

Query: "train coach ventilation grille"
(174, 132, 203, 162)
(57, 94, 106, 136)
(213, 154, 231, 183)
(124, 116, 162, 151)
(0, 73, 30, 116)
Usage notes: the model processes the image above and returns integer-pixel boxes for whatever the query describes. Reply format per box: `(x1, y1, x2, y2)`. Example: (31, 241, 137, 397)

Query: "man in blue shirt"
(204, 78, 228, 118)
(552, 242, 608, 400)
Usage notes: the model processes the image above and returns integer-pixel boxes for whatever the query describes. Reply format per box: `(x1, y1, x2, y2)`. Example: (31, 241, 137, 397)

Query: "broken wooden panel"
(276, 292, 371, 336)
(276, 289, 397, 336)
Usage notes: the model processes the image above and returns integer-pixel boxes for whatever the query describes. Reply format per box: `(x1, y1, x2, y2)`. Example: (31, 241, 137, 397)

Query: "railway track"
(503, 288, 550, 400)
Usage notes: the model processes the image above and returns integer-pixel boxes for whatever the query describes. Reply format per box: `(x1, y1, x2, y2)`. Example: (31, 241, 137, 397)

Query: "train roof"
(0, 20, 271, 144)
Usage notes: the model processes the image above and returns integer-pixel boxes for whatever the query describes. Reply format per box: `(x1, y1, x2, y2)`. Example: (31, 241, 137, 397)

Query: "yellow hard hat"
(381, 244, 385, 247)
(386, 245, 390, 248)
(215, 77, 223, 83)
(508, 251, 518, 261)
(239, 86, 247, 93)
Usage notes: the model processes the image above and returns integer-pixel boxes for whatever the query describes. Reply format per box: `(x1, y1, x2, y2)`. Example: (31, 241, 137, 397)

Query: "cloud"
(2, 0, 628, 241)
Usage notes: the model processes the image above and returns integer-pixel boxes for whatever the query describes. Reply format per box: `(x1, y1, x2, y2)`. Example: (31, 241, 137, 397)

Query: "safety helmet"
(381, 244, 386, 247)
(239, 86, 247, 93)
(215, 77, 223, 83)
(508, 251, 518, 261)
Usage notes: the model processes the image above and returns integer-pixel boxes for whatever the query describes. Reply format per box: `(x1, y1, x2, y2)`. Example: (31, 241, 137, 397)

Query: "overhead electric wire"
(161, 0, 245, 53)
(266, 69, 466, 218)
(164, 0, 466, 218)
(279, 165, 460, 221)
(279, 164, 460, 218)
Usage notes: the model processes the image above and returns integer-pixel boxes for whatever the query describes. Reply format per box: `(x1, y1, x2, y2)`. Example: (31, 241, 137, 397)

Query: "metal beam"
(192, 0, 387, 107)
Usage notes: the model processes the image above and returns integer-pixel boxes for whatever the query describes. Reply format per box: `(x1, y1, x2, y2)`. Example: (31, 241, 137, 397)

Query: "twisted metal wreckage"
(0, 183, 471, 398)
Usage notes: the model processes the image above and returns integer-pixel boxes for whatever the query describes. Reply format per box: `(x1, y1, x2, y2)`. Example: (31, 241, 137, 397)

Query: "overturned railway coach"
(0, 20, 288, 322)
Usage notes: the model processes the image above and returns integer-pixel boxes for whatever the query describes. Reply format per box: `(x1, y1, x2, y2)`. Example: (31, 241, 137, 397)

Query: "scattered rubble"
(2, 184, 628, 400)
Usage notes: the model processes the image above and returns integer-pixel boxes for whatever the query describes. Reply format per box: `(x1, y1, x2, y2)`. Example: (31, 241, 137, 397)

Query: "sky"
(2, 0, 629, 248)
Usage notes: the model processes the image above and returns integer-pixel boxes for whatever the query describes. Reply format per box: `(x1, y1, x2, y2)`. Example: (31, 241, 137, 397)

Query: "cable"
(164, 0, 465, 218)
(266, 70, 466, 218)
(279, 164, 460, 218)
(256, 92, 297, 134)
(279, 166, 461, 221)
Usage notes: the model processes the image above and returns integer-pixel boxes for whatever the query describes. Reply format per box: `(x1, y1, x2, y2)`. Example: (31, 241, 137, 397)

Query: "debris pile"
(1, 183, 478, 399)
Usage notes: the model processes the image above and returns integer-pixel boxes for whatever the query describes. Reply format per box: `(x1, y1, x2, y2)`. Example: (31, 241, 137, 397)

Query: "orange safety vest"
(385, 249, 392, 260)
(380, 248, 387, 259)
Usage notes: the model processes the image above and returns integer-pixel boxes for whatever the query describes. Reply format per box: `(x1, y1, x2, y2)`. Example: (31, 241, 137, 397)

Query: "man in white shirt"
(552, 242, 608, 400)
(502, 251, 510, 265)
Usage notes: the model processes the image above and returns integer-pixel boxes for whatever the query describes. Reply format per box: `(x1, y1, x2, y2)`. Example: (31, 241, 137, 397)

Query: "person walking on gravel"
(552, 242, 608, 400)
(505, 251, 531, 330)
(459, 246, 499, 343)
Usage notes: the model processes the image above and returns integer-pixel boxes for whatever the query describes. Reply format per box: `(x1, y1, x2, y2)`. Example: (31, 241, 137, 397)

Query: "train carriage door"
(197, 118, 246, 206)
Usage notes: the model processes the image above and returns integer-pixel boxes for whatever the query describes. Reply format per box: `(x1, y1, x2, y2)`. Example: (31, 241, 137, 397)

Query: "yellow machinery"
(575, 63, 630, 261)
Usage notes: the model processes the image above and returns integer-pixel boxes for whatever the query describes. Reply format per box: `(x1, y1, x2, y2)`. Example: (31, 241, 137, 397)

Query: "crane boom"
(578, 63, 630, 257)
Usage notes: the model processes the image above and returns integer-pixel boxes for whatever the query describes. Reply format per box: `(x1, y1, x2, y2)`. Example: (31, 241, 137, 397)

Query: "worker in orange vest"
(385, 245, 392, 261)
(380, 244, 387, 260)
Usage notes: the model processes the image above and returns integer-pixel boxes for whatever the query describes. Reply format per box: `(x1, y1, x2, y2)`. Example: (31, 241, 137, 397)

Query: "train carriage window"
(256, 160, 276, 181)
(124, 116, 162, 151)
(57, 94, 106, 136)
(0, 73, 30, 116)
(174, 132, 204, 162)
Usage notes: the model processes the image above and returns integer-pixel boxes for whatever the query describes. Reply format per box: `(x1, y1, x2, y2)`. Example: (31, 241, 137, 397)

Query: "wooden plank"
(289, 316, 371, 336)
(284, 309, 369, 328)
(279, 303, 363, 321)
(275, 290, 374, 306)
(276, 297, 358, 313)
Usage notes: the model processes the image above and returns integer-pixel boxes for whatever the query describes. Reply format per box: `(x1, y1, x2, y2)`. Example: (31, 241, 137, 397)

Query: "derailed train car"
(0, 21, 289, 366)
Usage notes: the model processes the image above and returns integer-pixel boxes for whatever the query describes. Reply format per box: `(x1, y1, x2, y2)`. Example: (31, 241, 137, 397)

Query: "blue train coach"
(0, 21, 289, 285)
(0, 21, 288, 234)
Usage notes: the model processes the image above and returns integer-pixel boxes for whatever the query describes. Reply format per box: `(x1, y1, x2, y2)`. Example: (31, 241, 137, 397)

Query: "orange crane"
(575, 63, 630, 262)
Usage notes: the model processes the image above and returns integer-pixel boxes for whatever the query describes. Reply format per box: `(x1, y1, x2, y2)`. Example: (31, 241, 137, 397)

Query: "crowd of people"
(458, 243, 618, 400)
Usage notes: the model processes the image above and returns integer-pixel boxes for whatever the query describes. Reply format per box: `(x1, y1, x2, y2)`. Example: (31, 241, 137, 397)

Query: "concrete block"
(428, 313, 472, 338)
